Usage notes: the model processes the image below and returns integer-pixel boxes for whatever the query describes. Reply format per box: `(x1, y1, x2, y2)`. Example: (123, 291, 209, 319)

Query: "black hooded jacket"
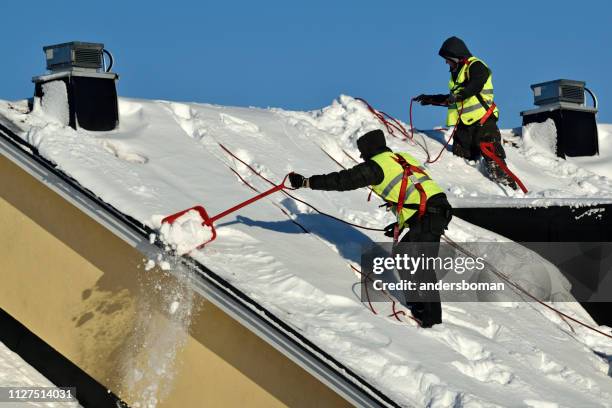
(308, 160, 384, 191)
(438, 36, 490, 102)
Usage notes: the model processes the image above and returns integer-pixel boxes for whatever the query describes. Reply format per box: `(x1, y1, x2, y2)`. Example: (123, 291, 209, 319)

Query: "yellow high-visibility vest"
(447, 56, 498, 126)
(371, 151, 443, 228)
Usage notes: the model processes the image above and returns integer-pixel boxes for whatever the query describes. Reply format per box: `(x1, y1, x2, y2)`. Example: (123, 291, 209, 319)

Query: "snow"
(568, 124, 612, 179)
(39, 81, 69, 126)
(1, 95, 611, 407)
(169, 301, 180, 315)
(0, 341, 81, 407)
(120, 261, 195, 407)
(522, 119, 558, 158)
(155, 209, 214, 255)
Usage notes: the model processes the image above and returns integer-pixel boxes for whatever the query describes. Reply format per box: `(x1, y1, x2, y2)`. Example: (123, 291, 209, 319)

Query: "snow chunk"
(522, 119, 557, 157)
(41, 80, 70, 126)
(158, 210, 213, 255)
(220, 113, 261, 134)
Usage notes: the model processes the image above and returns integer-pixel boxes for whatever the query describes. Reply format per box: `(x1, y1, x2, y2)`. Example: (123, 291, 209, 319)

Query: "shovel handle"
(208, 174, 291, 224)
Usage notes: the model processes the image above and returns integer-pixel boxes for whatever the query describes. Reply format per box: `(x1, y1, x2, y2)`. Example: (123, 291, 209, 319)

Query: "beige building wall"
(0, 155, 350, 408)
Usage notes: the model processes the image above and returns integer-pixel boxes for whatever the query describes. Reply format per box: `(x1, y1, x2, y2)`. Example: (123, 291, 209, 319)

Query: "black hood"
(438, 36, 471, 60)
(357, 130, 390, 160)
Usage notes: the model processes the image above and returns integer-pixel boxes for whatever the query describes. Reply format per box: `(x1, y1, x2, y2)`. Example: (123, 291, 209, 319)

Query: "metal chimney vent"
(43, 42, 104, 72)
(531, 79, 585, 106)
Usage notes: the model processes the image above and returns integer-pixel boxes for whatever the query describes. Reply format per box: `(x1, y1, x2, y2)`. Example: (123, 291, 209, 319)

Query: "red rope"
(350, 265, 420, 325)
(442, 235, 612, 340)
(358, 268, 378, 315)
(218, 142, 611, 340)
(354, 97, 412, 141)
(363, 96, 529, 192)
(356, 97, 458, 164)
(322, 146, 610, 340)
(220, 144, 423, 324)
(410, 98, 459, 164)
(320, 147, 377, 202)
(480, 142, 529, 193)
(390, 300, 405, 322)
(218, 143, 384, 232)
(225, 161, 384, 317)
(227, 166, 309, 233)
(224, 154, 401, 320)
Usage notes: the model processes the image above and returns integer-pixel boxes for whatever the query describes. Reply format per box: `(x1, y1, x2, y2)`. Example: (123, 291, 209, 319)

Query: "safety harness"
(391, 154, 428, 242)
(474, 89, 528, 192)
(478, 101, 497, 125)
(460, 58, 527, 193)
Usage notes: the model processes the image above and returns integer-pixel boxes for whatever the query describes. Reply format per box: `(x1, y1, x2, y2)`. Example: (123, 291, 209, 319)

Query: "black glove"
(289, 173, 307, 189)
(414, 94, 431, 104)
(415, 94, 451, 106)
(384, 222, 403, 238)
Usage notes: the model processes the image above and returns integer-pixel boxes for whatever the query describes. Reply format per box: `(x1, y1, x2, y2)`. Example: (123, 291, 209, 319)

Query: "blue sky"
(1, 1, 609, 129)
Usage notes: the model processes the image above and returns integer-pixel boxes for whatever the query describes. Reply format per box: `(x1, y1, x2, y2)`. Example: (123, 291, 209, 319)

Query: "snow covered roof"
(1, 96, 611, 407)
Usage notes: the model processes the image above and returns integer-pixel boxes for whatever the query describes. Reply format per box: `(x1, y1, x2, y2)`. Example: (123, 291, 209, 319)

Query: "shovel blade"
(161, 205, 217, 250)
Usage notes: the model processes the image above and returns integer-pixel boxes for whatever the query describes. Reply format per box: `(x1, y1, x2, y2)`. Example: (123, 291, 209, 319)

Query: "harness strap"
(479, 102, 497, 125)
(391, 154, 428, 242)
(480, 142, 528, 193)
(393, 166, 410, 243)
(455, 58, 496, 125)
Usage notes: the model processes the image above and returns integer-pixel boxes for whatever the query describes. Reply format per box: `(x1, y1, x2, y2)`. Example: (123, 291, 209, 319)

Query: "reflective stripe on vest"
(446, 56, 498, 126)
(380, 166, 431, 197)
(370, 151, 444, 228)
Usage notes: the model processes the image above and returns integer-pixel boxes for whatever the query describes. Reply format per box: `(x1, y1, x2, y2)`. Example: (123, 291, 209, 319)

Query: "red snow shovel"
(161, 174, 292, 250)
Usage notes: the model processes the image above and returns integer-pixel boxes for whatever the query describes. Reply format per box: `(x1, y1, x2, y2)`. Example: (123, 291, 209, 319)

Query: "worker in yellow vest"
(415, 36, 518, 189)
(289, 130, 452, 327)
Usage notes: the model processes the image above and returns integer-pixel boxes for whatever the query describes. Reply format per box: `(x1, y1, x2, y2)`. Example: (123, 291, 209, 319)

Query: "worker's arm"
(414, 94, 450, 106)
(454, 61, 489, 101)
(290, 161, 384, 191)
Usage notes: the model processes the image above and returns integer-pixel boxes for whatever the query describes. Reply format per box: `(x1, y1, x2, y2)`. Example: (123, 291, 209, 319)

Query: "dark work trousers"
(396, 194, 452, 327)
(452, 116, 506, 162)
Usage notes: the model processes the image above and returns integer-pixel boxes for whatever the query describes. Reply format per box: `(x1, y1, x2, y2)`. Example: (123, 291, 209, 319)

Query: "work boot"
(409, 302, 442, 328)
(484, 159, 518, 190)
(452, 141, 474, 159)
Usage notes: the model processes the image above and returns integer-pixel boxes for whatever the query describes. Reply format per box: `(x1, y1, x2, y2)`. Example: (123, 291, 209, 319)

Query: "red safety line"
(322, 146, 610, 340)
(227, 166, 309, 233)
(355, 97, 412, 142)
(361, 269, 378, 315)
(442, 235, 612, 340)
(320, 146, 380, 202)
(227, 164, 383, 316)
(226, 160, 391, 320)
(219, 142, 611, 340)
(218, 143, 384, 232)
(479, 142, 528, 193)
(409, 97, 461, 164)
(350, 265, 417, 324)
(356, 97, 458, 164)
(363, 97, 527, 192)
(391, 302, 409, 322)
(220, 145, 420, 323)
